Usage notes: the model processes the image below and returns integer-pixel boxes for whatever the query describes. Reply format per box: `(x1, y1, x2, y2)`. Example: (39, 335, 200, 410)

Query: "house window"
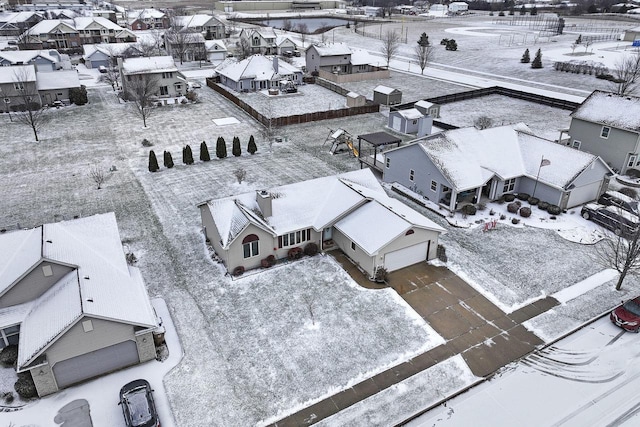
(42, 265, 53, 277)
(410, 169, 415, 181)
(351, 241, 356, 251)
(429, 108, 438, 116)
(386, 157, 390, 168)
(278, 229, 311, 248)
(628, 155, 637, 168)
(160, 86, 168, 95)
(601, 126, 610, 138)
(0, 325, 20, 349)
(405, 229, 414, 236)
(442, 185, 450, 193)
(430, 180, 437, 191)
(162, 72, 173, 79)
(13, 82, 24, 91)
(572, 140, 581, 149)
(412, 120, 417, 125)
(252, 36, 260, 46)
(503, 178, 516, 193)
(242, 234, 259, 258)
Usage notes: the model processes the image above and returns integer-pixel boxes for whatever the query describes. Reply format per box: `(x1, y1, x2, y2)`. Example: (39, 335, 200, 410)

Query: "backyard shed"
(373, 85, 402, 105)
(414, 100, 440, 118)
(346, 91, 366, 107)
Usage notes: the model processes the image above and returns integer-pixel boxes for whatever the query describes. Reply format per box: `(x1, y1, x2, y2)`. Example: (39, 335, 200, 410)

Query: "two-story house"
(0, 213, 159, 397)
(73, 17, 136, 45)
(22, 17, 135, 50)
(240, 26, 277, 55)
(126, 8, 169, 30)
(120, 55, 187, 98)
(0, 11, 43, 36)
(565, 90, 640, 174)
(0, 64, 40, 110)
(172, 14, 226, 39)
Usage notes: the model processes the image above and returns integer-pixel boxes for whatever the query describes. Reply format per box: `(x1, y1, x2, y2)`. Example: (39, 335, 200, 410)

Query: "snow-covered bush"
(504, 193, 516, 202)
(14, 372, 37, 399)
(516, 193, 530, 201)
(547, 205, 562, 215)
(528, 197, 539, 205)
(462, 204, 477, 215)
(232, 266, 245, 276)
(0, 345, 18, 368)
(512, 218, 520, 224)
(304, 242, 318, 256)
(538, 201, 550, 211)
(507, 202, 520, 213)
(519, 207, 532, 217)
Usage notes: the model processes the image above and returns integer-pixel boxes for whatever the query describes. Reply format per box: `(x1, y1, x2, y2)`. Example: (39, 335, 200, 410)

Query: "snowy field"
(4, 12, 640, 427)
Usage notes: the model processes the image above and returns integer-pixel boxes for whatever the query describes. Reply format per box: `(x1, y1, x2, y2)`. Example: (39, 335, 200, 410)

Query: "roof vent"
(87, 298, 93, 302)
(46, 240, 52, 243)
(84, 276, 90, 280)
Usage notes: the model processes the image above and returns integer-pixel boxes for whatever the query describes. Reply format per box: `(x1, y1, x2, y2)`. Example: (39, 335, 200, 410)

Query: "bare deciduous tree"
(296, 23, 308, 48)
(233, 168, 247, 184)
(611, 53, 640, 96)
(414, 34, 435, 75)
(261, 99, 279, 147)
(594, 228, 640, 290)
(474, 116, 493, 130)
(89, 164, 106, 189)
(302, 294, 316, 326)
(126, 75, 159, 128)
(13, 68, 49, 142)
(237, 37, 252, 61)
(380, 29, 401, 67)
(166, 22, 197, 64)
(100, 65, 120, 91)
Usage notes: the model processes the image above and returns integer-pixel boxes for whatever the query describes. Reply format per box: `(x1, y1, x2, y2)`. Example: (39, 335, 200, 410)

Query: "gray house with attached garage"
(564, 90, 640, 174)
(383, 124, 612, 212)
(0, 213, 159, 397)
(198, 168, 445, 279)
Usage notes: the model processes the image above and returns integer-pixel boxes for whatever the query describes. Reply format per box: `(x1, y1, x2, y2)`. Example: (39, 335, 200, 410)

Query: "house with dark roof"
(0, 213, 158, 396)
(198, 168, 445, 278)
(383, 124, 612, 212)
(566, 90, 640, 174)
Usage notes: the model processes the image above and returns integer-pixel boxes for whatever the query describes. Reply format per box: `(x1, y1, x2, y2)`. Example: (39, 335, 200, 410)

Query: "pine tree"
(418, 32, 429, 47)
(521, 49, 530, 63)
(531, 6, 538, 15)
(247, 135, 257, 155)
(531, 48, 543, 69)
(445, 39, 457, 51)
(216, 136, 227, 159)
(200, 141, 210, 162)
(163, 150, 174, 168)
(148, 150, 159, 172)
(232, 136, 241, 157)
(576, 34, 582, 44)
(185, 145, 194, 164)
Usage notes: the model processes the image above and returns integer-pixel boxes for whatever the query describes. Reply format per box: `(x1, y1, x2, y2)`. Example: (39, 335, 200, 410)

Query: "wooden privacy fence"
(206, 78, 379, 127)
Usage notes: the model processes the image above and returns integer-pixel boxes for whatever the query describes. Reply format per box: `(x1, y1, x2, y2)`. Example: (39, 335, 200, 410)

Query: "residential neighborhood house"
(0, 11, 43, 36)
(215, 54, 302, 92)
(171, 14, 226, 39)
(198, 168, 445, 278)
(0, 213, 159, 397)
(0, 64, 37, 109)
(565, 90, 640, 174)
(82, 42, 142, 69)
(383, 124, 612, 212)
(204, 39, 227, 64)
(305, 42, 387, 80)
(240, 26, 277, 55)
(0, 49, 69, 71)
(119, 55, 187, 99)
(126, 8, 169, 30)
(36, 69, 79, 105)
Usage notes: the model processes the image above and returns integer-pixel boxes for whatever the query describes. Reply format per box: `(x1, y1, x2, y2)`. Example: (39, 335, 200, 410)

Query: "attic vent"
(46, 240, 52, 243)
(84, 276, 90, 280)
(87, 298, 93, 303)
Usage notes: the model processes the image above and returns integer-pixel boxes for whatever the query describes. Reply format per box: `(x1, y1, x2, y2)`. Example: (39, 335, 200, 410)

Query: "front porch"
(439, 178, 499, 212)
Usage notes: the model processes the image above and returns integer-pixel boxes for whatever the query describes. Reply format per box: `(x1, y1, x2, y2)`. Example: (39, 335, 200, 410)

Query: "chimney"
(256, 190, 272, 218)
(273, 56, 279, 74)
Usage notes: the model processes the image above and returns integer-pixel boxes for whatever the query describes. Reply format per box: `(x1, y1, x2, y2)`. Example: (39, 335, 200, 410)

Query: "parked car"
(598, 191, 638, 214)
(611, 297, 640, 332)
(188, 81, 201, 90)
(98, 65, 107, 73)
(119, 379, 160, 427)
(581, 203, 640, 236)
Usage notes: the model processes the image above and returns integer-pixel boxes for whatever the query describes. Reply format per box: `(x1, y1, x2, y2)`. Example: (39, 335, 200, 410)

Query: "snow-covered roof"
(205, 39, 226, 51)
(0, 64, 36, 83)
(571, 90, 640, 133)
(0, 11, 41, 24)
(310, 42, 352, 56)
(0, 213, 157, 369)
(73, 16, 124, 31)
(36, 70, 79, 90)
(173, 14, 220, 28)
(395, 108, 425, 120)
(407, 124, 602, 192)
(202, 169, 444, 252)
(374, 85, 399, 95)
(128, 8, 166, 20)
(350, 48, 378, 66)
(0, 49, 59, 65)
(122, 55, 177, 75)
(28, 19, 76, 35)
(82, 42, 140, 59)
(215, 55, 301, 82)
(415, 100, 436, 109)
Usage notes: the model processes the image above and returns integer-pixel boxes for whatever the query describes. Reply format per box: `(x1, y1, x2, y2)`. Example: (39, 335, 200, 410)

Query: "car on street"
(581, 202, 640, 237)
(611, 297, 640, 332)
(119, 379, 160, 427)
(98, 65, 107, 73)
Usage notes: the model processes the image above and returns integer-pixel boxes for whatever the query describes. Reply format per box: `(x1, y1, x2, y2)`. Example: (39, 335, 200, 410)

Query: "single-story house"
(374, 85, 402, 105)
(215, 54, 303, 92)
(0, 49, 66, 71)
(414, 100, 440, 118)
(0, 213, 158, 397)
(82, 43, 143, 69)
(36, 70, 80, 105)
(383, 124, 613, 212)
(198, 168, 445, 279)
(388, 108, 433, 137)
(0, 64, 40, 109)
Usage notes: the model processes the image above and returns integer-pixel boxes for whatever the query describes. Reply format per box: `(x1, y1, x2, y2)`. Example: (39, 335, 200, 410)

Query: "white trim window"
(409, 169, 415, 181)
(386, 157, 390, 168)
(278, 229, 311, 248)
(0, 324, 20, 348)
(503, 178, 516, 193)
(628, 155, 637, 168)
(600, 126, 611, 139)
(572, 140, 581, 149)
(242, 234, 259, 258)
(430, 180, 437, 191)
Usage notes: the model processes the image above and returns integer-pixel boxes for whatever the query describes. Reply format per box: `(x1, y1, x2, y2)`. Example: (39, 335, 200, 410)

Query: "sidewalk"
(267, 254, 558, 426)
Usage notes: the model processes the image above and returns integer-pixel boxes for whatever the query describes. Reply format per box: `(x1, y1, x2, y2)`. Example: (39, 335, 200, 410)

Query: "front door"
(323, 227, 332, 241)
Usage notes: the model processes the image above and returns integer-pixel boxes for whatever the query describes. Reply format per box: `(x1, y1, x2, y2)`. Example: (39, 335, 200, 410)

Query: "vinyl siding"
(0, 262, 74, 308)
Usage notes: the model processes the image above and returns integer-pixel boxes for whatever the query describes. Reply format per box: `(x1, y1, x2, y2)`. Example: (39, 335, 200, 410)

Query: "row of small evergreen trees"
(148, 136, 258, 172)
(520, 48, 543, 69)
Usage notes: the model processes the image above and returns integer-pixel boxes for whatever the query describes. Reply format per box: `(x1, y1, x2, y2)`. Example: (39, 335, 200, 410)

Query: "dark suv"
(119, 379, 160, 427)
(581, 203, 640, 236)
(598, 191, 638, 214)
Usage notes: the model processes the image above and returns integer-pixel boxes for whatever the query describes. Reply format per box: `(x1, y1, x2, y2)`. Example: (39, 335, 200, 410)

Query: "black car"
(119, 379, 160, 427)
(598, 191, 638, 214)
(581, 202, 640, 236)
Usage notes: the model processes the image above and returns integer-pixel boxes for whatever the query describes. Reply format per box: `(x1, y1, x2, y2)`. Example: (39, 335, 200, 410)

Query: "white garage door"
(384, 242, 429, 272)
(53, 340, 139, 388)
(567, 181, 602, 208)
(392, 116, 401, 131)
